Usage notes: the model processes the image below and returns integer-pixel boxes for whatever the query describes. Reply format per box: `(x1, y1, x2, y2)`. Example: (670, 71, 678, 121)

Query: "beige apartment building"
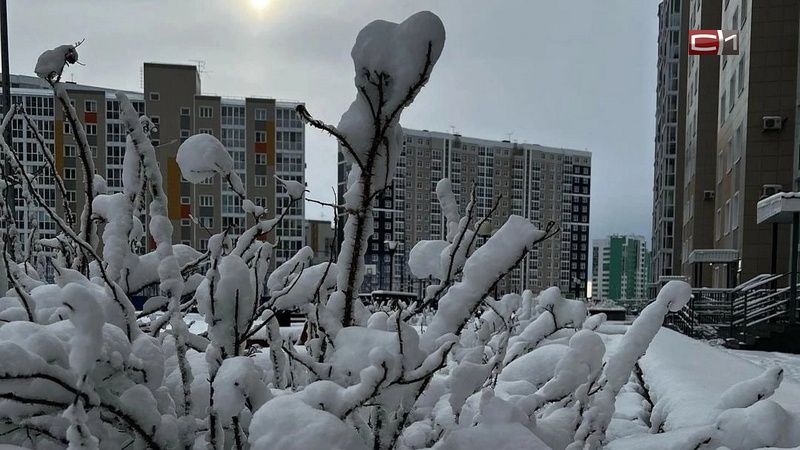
(338, 129, 592, 297)
(3, 63, 305, 272)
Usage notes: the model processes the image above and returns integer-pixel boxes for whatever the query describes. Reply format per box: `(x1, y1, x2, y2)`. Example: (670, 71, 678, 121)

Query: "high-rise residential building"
(2, 64, 305, 268)
(673, 0, 800, 288)
(592, 235, 650, 302)
(338, 129, 592, 297)
(305, 219, 335, 265)
(651, 0, 688, 294)
(681, 0, 722, 287)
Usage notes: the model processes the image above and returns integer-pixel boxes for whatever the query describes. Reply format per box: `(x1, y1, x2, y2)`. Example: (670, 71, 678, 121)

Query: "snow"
(34, 44, 78, 80)
(14, 11, 800, 450)
(242, 198, 266, 217)
(437, 422, 551, 450)
(420, 215, 546, 352)
(721, 347, 800, 383)
(212, 357, 270, 423)
(274, 175, 306, 201)
(638, 328, 800, 431)
(175, 134, 234, 184)
(248, 395, 368, 450)
(61, 284, 105, 378)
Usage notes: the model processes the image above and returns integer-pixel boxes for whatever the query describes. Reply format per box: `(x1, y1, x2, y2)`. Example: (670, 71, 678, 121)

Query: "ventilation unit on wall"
(763, 116, 783, 131)
(703, 190, 715, 200)
(762, 184, 783, 199)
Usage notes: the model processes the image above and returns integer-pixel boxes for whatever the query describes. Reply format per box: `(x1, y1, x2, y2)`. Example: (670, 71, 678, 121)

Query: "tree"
(0, 10, 793, 450)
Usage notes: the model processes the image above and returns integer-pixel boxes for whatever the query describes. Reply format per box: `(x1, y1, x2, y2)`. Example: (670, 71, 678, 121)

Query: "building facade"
(592, 235, 649, 302)
(651, 0, 688, 294)
(673, 0, 799, 288)
(2, 64, 305, 266)
(338, 129, 592, 297)
(707, 0, 798, 285)
(681, 0, 722, 287)
(305, 219, 335, 265)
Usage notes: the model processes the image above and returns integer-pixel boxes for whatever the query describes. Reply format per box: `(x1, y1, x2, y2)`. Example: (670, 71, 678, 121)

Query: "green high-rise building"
(592, 235, 649, 301)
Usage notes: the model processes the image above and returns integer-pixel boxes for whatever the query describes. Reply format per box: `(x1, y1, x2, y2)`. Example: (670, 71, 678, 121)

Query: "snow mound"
(248, 395, 368, 450)
(176, 134, 233, 184)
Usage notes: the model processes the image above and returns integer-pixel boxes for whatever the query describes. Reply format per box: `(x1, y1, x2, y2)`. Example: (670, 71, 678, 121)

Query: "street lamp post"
(385, 240, 399, 292)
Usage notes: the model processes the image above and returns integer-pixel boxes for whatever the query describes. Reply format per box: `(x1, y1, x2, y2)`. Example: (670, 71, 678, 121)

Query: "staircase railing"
(729, 273, 799, 342)
(664, 273, 799, 341)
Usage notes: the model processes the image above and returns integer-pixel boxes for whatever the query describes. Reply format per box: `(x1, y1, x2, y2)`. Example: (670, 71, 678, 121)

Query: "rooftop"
(404, 127, 591, 158)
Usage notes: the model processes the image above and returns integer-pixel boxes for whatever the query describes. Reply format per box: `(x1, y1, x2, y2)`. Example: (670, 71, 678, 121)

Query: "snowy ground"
(717, 346, 800, 383)
(178, 313, 305, 342)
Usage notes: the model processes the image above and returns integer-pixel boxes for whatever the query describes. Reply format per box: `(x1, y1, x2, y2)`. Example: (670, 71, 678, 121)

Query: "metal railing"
(664, 273, 800, 342)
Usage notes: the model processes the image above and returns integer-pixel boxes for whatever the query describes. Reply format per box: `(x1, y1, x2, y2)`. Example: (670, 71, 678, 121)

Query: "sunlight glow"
(250, 0, 270, 11)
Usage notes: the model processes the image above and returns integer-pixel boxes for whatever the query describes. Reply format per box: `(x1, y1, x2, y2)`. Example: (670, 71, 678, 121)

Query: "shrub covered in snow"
(0, 10, 795, 450)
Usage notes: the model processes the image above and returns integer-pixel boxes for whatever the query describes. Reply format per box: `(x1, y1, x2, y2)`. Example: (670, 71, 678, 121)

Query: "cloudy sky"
(5, 0, 661, 246)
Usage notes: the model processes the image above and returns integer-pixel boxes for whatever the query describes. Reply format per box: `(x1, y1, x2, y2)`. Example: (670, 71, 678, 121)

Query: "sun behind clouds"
(250, 0, 270, 11)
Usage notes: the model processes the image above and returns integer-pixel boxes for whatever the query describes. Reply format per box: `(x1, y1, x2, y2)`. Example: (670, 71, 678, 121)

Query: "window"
(199, 239, 208, 251)
(86, 124, 97, 135)
(180, 107, 190, 116)
(733, 124, 743, 163)
(724, 201, 731, 235)
(199, 106, 213, 118)
(732, 8, 739, 30)
(181, 196, 190, 204)
(199, 195, 213, 207)
(255, 154, 266, 165)
(84, 100, 97, 112)
(199, 217, 213, 228)
(180, 129, 190, 138)
(742, 0, 748, 24)
(64, 145, 76, 157)
(255, 175, 267, 187)
(181, 218, 191, 227)
(149, 92, 160, 101)
(719, 92, 727, 123)
(63, 122, 71, 134)
(64, 167, 76, 180)
(255, 108, 267, 121)
(199, 128, 213, 135)
(90, 146, 98, 158)
(151, 116, 160, 126)
(732, 191, 740, 230)
(728, 77, 735, 112)
(255, 131, 267, 143)
(738, 54, 746, 94)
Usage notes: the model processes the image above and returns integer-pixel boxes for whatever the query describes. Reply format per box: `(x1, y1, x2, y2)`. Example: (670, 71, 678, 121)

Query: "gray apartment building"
(651, 0, 688, 292)
(338, 129, 592, 297)
(2, 64, 305, 267)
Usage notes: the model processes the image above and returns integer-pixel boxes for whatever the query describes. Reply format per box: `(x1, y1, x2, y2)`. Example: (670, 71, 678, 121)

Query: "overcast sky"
(4, 0, 661, 247)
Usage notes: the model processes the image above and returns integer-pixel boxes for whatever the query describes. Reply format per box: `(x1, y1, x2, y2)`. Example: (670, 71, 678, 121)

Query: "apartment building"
(681, 0, 722, 287)
(305, 218, 335, 265)
(338, 129, 592, 297)
(651, 0, 688, 294)
(675, 0, 799, 288)
(2, 64, 305, 266)
(592, 235, 650, 302)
